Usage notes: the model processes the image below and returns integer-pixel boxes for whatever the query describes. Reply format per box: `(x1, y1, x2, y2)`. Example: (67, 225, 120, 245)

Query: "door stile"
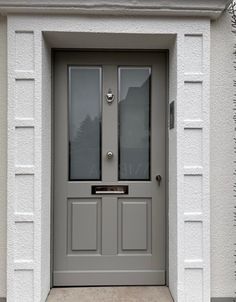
(54, 59, 70, 262)
(101, 66, 118, 255)
(102, 197, 118, 255)
(102, 65, 118, 182)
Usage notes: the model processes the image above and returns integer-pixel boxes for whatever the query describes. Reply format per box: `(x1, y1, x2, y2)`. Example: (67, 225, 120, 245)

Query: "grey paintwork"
(53, 51, 166, 286)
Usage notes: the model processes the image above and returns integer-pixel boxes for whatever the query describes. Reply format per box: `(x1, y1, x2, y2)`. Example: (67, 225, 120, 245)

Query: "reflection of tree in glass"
(70, 114, 100, 180)
(119, 76, 150, 179)
(74, 115, 100, 147)
(119, 77, 150, 145)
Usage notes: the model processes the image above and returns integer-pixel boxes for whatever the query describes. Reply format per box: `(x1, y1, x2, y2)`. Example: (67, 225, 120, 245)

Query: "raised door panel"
(69, 199, 101, 253)
(122, 201, 147, 250)
(119, 199, 152, 253)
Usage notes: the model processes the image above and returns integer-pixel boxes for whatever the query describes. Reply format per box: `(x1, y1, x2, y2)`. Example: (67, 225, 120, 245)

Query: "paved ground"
(47, 286, 173, 302)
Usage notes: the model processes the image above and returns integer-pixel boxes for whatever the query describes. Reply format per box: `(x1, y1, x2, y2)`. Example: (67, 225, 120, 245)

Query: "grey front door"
(53, 51, 166, 286)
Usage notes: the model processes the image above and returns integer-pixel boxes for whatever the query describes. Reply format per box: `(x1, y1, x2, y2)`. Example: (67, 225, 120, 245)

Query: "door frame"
(7, 17, 211, 301)
(51, 49, 169, 286)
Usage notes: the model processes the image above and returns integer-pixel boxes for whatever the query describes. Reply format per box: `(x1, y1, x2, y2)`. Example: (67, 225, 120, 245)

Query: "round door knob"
(106, 151, 113, 159)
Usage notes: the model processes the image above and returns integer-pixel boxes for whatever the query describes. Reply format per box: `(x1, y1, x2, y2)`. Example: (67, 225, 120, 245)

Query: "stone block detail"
(14, 270, 34, 302)
(184, 129, 202, 167)
(15, 79, 35, 119)
(15, 32, 34, 71)
(15, 127, 34, 166)
(184, 82, 202, 120)
(184, 269, 203, 302)
(14, 222, 34, 261)
(184, 35, 203, 74)
(184, 175, 202, 213)
(15, 174, 34, 214)
(184, 221, 203, 260)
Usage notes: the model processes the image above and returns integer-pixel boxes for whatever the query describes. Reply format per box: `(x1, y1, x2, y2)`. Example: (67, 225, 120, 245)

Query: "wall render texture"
(0, 16, 7, 298)
(210, 10, 236, 297)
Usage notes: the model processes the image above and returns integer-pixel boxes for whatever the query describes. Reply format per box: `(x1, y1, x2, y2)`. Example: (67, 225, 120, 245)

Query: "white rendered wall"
(0, 9, 233, 302)
(6, 15, 210, 302)
(0, 9, 234, 302)
(0, 16, 7, 298)
(210, 10, 236, 297)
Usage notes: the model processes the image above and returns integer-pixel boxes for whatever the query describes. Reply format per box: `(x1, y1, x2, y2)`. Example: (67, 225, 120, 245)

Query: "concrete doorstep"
(47, 286, 173, 302)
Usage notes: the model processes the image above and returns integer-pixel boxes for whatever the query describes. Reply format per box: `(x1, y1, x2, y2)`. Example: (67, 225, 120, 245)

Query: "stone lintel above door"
(0, 0, 230, 19)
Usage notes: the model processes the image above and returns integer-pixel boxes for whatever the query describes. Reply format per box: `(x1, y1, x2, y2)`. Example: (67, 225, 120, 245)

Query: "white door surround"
(5, 1, 226, 300)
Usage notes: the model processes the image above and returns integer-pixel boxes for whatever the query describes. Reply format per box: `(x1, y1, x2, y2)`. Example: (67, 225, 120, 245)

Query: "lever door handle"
(156, 175, 162, 186)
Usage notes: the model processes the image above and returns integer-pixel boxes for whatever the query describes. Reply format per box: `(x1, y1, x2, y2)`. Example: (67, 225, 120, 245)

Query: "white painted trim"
(0, 0, 231, 19)
(7, 15, 211, 302)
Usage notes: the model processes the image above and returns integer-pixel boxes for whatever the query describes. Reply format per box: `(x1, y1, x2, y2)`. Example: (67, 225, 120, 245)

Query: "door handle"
(106, 151, 113, 159)
(156, 175, 162, 186)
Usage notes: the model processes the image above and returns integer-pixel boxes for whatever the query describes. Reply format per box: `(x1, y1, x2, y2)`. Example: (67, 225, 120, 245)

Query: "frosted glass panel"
(69, 67, 101, 180)
(119, 67, 151, 180)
